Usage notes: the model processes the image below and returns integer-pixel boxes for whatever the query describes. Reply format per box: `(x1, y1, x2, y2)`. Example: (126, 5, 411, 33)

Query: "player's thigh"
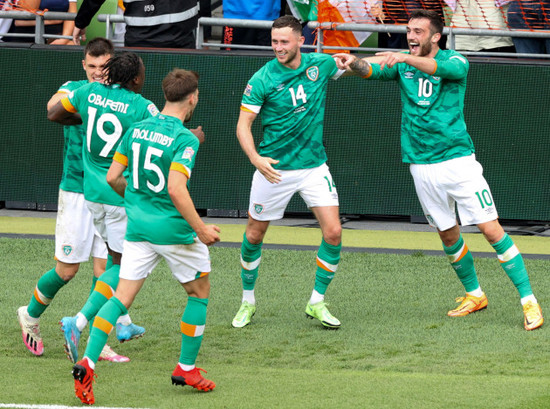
(55, 190, 97, 263)
(410, 163, 457, 230)
(155, 238, 212, 284)
(103, 204, 128, 254)
(119, 241, 162, 281)
(298, 164, 339, 208)
(446, 156, 498, 226)
(248, 169, 297, 221)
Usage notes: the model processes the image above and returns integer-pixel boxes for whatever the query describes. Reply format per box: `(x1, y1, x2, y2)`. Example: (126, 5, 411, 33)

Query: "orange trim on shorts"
(180, 321, 198, 337)
(93, 316, 114, 335)
(94, 281, 114, 299)
(61, 97, 77, 113)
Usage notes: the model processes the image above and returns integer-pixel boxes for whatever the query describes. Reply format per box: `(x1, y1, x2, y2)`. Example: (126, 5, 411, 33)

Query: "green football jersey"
(57, 79, 87, 193)
(66, 82, 159, 206)
(115, 114, 200, 245)
(241, 52, 339, 170)
(368, 49, 475, 164)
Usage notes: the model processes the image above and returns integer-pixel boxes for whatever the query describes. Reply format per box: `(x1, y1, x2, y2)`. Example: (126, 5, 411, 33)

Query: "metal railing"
(0, 10, 74, 44)
(2, 10, 550, 58)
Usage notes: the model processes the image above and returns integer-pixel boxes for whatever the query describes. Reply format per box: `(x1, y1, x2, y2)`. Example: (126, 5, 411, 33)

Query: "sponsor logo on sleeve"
(244, 84, 252, 96)
(182, 147, 195, 160)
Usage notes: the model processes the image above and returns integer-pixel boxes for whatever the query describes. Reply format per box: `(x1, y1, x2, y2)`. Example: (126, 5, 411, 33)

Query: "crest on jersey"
(306, 66, 319, 81)
(182, 147, 195, 160)
(254, 203, 264, 214)
(244, 84, 252, 96)
(62, 245, 73, 256)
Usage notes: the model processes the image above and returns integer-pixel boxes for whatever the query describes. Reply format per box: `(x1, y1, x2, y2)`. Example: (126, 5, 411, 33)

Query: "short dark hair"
(83, 37, 114, 58)
(162, 69, 199, 102)
(104, 52, 142, 88)
(409, 9, 444, 35)
(272, 15, 302, 35)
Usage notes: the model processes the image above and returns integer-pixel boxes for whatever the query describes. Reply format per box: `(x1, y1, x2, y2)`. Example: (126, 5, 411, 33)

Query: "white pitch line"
(0, 405, 150, 409)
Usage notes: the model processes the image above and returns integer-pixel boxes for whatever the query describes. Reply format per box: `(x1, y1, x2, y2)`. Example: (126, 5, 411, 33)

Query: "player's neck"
(161, 104, 187, 123)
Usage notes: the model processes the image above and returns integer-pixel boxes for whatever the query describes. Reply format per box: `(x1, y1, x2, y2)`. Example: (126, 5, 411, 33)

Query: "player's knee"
(55, 262, 80, 281)
(323, 225, 342, 246)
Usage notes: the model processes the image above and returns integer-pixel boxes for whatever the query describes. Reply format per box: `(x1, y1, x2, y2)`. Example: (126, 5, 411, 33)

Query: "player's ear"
(431, 32, 441, 44)
(81, 59, 86, 71)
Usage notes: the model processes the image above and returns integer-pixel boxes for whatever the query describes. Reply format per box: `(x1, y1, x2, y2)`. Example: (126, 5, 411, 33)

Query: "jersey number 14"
(289, 85, 307, 106)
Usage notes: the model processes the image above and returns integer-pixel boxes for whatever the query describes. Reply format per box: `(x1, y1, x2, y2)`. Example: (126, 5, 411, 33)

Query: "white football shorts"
(248, 163, 339, 221)
(410, 154, 498, 231)
(119, 238, 211, 284)
(85, 200, 127, 254)
(55, 189, 107, 263)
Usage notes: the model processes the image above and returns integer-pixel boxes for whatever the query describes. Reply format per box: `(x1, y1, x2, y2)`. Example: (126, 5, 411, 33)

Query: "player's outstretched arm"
(47, 100, 82, 125)
(333, 54, 371, 77)
(73, 0, 107, 44)
(168, 170, 220, 246)
(236, 109, 281, 184)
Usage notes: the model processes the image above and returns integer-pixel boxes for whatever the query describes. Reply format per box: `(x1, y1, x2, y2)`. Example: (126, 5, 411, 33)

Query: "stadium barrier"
(0, 46, 549, 222)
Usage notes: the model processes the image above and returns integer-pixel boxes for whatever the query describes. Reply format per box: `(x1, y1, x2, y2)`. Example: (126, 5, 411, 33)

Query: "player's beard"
(277, 47, 299, 66)
(184, 108, 195, 122)
(410, 38, 433, 57)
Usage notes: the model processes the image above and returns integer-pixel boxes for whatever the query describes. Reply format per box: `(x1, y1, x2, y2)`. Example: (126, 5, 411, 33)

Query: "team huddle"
(16, 12, 543, 406)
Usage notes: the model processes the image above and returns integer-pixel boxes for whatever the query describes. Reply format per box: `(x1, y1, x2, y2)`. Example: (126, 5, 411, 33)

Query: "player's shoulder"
(437, 49, 468, 64)
(58, 79, 88, 93)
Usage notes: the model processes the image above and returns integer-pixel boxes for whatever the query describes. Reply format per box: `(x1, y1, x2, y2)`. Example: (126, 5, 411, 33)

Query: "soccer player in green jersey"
(16, 38, 132, 362)
(71, 69, 220, 405)
(48, 52, 158, 362)
(335, 9, 543, 331)
(232, 15, 344, 329)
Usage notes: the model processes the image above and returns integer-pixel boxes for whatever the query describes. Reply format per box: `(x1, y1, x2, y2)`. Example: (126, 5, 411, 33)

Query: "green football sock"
(492, 233, 533, 298)
(89, 276, 98, 298)
(80, 265, 120, 321)
(105, 254, 113, 270)
(314, 239, 341, 295)
(240, 233, 262, 291)
(179, 297, 208, 366)
(84, 296, 127, 364)
(27, 267, 68, 318)
(443, 236, 480, 293)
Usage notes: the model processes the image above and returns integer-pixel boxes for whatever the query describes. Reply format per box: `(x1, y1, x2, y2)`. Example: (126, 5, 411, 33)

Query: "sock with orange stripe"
(84, 296, 127, 364)
(80, 264, 120, 322)
(27, 268, 67, 318)
(240, 233, 262, 292)
(88, 254, 112, 297)
(312, 239, 341, 299)
(179, 297, 208, 366)
(443, 236, 480, 293)
(492, 233, 533, 298)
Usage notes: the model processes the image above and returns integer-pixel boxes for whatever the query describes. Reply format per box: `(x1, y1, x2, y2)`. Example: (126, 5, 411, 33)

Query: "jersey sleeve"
(241, 72, 267, 114)
(434, 53, 469, 80)
(170, 132, 200, 179)
(367, 63, 399, 81)
(114, 128, 131, 166)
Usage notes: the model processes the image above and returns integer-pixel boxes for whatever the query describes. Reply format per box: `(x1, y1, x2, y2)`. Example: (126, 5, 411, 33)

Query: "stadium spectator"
(507, 0, 550, 54)
(4, 0, 77, 44)
(335, 9, 543, 331)
(222, 0, 281, 49)
(71, 68, 220, 405)
(72, 0, 199, 48)
(446, 0, 515, 52)
(48, 52, 159, 363)
(16, 38, 131, 363)
(231, 15, 344, 330)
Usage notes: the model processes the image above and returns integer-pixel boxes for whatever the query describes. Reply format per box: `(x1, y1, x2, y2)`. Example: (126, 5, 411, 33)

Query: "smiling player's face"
(407, 18, 439, 57)
(271, 27, 304, 69)
(82, 53, 112, 83)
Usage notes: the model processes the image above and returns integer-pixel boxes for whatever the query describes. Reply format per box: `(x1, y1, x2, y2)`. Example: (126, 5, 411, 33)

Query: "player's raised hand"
(252, 156, 282, 184)
(375, 51, 407, 69)
(197, 224, 221, 246)
(73, 27, 86, 45)
(190, 126, 205, 144)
